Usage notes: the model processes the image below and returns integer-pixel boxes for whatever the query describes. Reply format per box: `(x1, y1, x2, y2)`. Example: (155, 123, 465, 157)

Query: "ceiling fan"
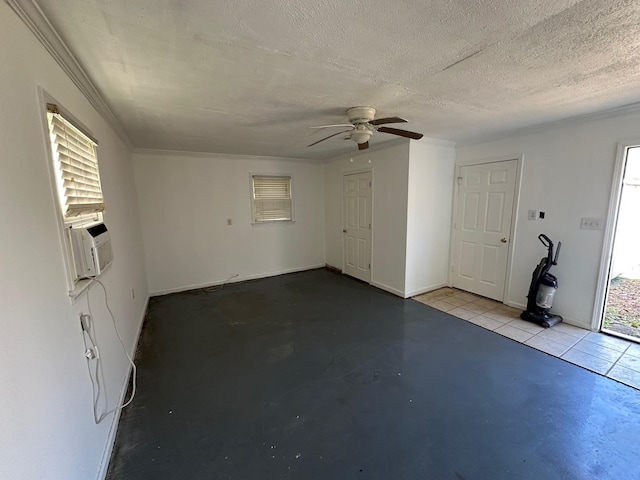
(308, 106, 423, 151)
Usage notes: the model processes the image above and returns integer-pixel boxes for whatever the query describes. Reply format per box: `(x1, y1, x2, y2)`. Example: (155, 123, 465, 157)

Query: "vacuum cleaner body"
(521, 234, 563, 328)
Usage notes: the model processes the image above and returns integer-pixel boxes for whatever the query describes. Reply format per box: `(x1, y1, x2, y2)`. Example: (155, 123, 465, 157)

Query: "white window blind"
(46, 104, 105, 221)
(252, 175, 293, 223)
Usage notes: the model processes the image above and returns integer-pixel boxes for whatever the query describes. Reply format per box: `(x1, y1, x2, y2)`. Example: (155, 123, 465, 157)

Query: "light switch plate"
(580, 217, 602, 230)
(528, 210, 537, 221)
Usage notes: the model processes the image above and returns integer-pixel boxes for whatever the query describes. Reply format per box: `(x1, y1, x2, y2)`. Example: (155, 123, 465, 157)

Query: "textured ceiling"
(35, 0, 640, 159)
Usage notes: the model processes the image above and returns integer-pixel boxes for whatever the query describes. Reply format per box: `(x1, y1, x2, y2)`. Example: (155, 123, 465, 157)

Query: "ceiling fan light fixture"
(351, 130, 371, 144)
(350, 123, 372, 144)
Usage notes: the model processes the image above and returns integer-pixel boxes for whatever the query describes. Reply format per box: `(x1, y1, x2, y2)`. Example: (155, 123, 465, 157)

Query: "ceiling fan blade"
(307, 130, 352, 147)
(309, 124, 354, 129)
(377, 126, 423, 140)
(369, 116, 407, 126)
(358, 141, 369, 151)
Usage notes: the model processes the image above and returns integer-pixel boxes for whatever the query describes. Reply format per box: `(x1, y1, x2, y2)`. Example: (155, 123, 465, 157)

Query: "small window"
(46, 103, 105, 224)
(44, 101, 106, 294)
(251, 175, 293, 223)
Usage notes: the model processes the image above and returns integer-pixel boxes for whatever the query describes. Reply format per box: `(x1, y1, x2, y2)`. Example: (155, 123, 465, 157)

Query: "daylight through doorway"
(603, 147, 640, 341)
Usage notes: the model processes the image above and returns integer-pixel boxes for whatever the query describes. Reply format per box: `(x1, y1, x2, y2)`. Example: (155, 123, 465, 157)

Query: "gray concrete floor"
(107, 269, 640, 479)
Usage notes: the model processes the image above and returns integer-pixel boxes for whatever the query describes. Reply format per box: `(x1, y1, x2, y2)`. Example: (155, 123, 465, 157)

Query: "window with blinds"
(251, 175, 293, 223)
(46, 103, 105, 222)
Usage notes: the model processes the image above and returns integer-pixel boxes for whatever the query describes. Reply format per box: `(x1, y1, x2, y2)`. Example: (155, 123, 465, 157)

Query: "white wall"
(405, 140, 456, 297)
(457, 109, 640, 329)
(324, 142, 410, 296)
(0, 4, 148, 480)
(133, 151, 325, 294)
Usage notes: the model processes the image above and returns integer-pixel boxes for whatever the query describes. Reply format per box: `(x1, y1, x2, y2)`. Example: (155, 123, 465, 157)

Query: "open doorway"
(601, 146, 640, 341)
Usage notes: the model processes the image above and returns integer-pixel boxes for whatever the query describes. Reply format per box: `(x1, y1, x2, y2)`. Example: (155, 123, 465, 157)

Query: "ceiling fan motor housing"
(346, 106, 377, 125)
(346, 107, 375, 144)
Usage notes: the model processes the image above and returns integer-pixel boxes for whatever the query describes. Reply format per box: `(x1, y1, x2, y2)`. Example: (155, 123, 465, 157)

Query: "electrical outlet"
(528, 210, 537, 221)
(580, 217, 603, 230)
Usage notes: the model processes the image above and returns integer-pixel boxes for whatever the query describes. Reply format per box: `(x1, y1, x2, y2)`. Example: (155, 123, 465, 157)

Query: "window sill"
(251, 220, 296, 226)
(67, 263, 112, 302)
(68, 278, 94, 302)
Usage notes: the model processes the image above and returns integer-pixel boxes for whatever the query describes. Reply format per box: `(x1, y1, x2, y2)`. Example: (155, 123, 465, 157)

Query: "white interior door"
(452, 160, 517, 300)
(343, 171, 372, 283)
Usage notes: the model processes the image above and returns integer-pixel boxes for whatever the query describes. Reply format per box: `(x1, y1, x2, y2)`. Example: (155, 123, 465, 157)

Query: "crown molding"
(322, 135, 455, 164)
(415, 136, 456, 147)
(132, 148, 324, 164)
(456, 101, 640, 147)
(5, 0, 132, 148)
(323, 137, 411, 164)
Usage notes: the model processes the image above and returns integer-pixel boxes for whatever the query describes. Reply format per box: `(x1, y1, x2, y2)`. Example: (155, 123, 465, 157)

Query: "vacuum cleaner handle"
(538, 234, 552, 248)
(553, 241, 561, 265)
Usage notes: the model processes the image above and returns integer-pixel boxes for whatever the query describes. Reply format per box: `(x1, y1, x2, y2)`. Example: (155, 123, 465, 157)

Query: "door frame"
(448, 155, 523, 303)
(342, 168, 374, 282)
(592, 139, 640, 331)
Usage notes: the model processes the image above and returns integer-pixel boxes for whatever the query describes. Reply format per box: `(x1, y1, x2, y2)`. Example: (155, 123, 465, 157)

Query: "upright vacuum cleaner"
(521, 234, 563, 328)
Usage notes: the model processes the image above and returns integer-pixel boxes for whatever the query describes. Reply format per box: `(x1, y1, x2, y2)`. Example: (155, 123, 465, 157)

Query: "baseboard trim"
(96, 295, 149, 480)
(150, 264, 326, 296)
(505, 300, 526, 310)
(505, 301, 591, 330)
(371, 281, 405, 298)
(405, 282, 448, 298)
(325, 264, 342, 274)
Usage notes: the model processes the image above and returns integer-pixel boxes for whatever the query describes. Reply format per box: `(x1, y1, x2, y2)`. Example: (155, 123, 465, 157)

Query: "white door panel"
(452, 160, 517, 300)
(344, 172, 372, 282)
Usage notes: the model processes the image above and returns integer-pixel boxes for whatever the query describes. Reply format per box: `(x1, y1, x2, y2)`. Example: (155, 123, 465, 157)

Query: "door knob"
(501, 238, 508, 243)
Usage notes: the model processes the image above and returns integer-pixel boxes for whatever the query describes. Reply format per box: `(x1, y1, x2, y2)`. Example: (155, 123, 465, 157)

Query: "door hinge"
(369, 181, 372, 188)
(369, 223, 371, 230)
(368, 263, 371, 269)
(457, 176, 463, 185)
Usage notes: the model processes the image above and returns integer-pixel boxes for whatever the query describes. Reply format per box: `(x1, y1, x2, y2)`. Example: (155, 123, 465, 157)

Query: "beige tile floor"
(413, 287, 640, 391)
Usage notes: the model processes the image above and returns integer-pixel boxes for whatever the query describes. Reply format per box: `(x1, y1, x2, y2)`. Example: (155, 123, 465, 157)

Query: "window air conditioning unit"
(70, 223, 113, 279)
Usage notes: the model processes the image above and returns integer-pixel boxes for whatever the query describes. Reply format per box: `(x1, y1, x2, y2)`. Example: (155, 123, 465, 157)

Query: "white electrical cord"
(83, 278, 137, 424)
(200, 273, 239, 294)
